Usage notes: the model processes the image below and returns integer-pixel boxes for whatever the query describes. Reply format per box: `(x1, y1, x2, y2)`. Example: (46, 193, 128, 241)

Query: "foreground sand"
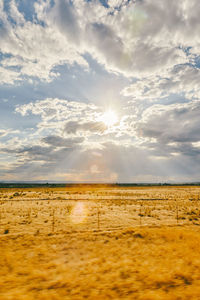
(1, 186, 200, 299)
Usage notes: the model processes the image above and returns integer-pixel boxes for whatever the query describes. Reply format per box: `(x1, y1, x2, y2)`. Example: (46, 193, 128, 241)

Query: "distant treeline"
(0, 183, 67, 188)
(0, 182, 200, 188)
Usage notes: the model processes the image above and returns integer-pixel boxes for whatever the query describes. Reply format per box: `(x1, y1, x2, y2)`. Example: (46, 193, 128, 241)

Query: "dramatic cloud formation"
(0, 0, 200, 182)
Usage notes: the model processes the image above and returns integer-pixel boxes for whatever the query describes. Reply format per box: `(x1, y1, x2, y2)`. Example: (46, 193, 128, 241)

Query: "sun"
(100, 110, 118, 127)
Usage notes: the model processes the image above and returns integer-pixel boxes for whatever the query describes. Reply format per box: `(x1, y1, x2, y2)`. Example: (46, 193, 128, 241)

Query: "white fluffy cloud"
(0, 0, 88, 83)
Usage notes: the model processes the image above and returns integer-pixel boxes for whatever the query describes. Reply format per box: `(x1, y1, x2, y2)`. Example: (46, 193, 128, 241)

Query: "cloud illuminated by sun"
(100, 110, 118, 127)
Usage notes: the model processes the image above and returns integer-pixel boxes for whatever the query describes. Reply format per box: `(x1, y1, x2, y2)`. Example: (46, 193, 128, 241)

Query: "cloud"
(14, 96, 200, 166)
(80, 0, 187, 76)
(122, 65, 200, 100)
(130, 100, 200, 170)
(1, 0, 198, 85)
(86, 21, 129, 73)
(0, 65, 22, 84)
(64, 120, 107, 134)
(50, 0, 81, 45)
(0, 1, 88, 84)
(0, 128, 19, 138)
(1, 0, 200, 182)
(16, 98, 98, 119)
(42, 135, 84, 147)
(15, 98, 116, 137)
(15, 98, 99, 135)
(0, 137, 83, 166)
(9, 0, 25, 25)
(2, 139, 200, 182)
(137, 101, 200, 144)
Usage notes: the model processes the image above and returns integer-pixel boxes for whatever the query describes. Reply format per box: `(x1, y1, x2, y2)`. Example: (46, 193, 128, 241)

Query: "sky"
(0, 0, 200, 183)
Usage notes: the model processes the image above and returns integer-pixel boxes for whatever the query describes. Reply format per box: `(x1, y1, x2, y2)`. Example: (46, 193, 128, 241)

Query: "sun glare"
(70, 202, 87, 224)
(101, 110, 118, 127)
